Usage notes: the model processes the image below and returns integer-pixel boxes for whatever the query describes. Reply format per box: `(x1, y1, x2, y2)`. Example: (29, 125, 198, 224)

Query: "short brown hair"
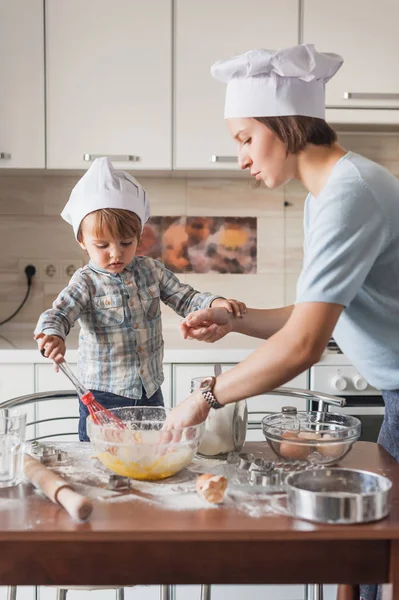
(255, 116, 337, 154)
(77, 208, 142, 242)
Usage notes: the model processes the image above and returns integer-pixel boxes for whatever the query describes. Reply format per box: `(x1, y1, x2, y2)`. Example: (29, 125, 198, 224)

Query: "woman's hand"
(211, 297, 247, 317)
(180, 307, 234, 342)
(163, 390, 210, 430)
(34, 333, 66, 366)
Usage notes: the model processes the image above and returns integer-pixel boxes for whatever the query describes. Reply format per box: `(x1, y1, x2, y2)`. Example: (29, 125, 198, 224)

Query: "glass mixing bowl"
(261, 411, 361, 466)
(87, 406, 203, 480)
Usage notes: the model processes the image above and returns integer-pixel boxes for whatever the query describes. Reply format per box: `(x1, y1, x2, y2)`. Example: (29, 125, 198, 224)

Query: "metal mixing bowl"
(261, 411, 361, 466)
(87, 406, 203, 481)
(286, 468, 392, 524)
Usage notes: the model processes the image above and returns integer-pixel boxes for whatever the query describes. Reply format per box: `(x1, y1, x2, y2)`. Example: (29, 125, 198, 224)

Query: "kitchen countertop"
(0, 324, 348, 365)
(0, 441, 398, 594)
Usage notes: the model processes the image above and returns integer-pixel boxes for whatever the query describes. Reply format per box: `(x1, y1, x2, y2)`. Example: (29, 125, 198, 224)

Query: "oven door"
(310, 395, 385, 443)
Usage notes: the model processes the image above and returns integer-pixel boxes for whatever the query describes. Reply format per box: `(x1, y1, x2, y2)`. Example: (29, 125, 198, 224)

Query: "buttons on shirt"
(149, 290, 153, 296)
(130, 299, 134, 307)
(140, 369, 144, 375)
(125, 280, 132, 285)
(138, 346, 143, 352)
(105, 299, 111, 306)
(134, 323, 139, 329)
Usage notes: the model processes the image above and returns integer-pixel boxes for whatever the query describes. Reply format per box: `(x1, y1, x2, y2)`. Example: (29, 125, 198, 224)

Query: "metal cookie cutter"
(30, 441, 69, 466)
(107, 474, 131, 491)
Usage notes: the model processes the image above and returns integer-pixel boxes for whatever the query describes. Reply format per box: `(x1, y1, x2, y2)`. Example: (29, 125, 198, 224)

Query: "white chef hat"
(211, 44, 343, 120)
(61, 157, 150, 239)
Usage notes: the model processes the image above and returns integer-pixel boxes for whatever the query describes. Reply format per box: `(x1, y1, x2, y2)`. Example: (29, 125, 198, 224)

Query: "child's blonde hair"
(77, 208, 142, 242)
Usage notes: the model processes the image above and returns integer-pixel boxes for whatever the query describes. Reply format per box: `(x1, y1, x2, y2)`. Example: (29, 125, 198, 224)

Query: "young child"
(34, 158, 246, 441)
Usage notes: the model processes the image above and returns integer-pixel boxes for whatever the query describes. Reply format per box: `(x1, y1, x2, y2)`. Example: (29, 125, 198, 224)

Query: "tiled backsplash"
(1, 132, 399, 329)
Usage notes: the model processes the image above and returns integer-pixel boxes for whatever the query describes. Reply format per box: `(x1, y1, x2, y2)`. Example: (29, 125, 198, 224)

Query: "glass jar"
(190, 376, 248, 459)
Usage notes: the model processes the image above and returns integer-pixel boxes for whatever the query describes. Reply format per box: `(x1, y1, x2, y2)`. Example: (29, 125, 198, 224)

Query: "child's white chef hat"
(211, 44, 343, 120)
(61, 157, 150, 239)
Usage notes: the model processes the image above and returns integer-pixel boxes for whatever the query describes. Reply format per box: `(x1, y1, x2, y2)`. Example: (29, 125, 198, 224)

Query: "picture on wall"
(138, 216, 257, 274)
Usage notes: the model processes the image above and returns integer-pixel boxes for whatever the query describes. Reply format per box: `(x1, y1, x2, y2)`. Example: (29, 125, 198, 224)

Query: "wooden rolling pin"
(24, 453, 93, 522)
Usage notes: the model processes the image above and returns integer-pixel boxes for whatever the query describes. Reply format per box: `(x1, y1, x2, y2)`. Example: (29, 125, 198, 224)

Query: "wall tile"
(0, 216, 84, 272)
(338, 133, 399, 162)
(0, 176, 47, 215)
(139, 177, 186, 215)
(186, 178, 284, 217)
(285, 219, 304, 273)
(284, 180, 307, 218)
(257, 217, 284, 273)
(185, 273, 285, 309)
(285, 272, 301, 305)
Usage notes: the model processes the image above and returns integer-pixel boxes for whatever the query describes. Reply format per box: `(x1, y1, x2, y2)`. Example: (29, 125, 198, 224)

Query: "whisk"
(59, 360, 127, 428)
(41, 350, 126, 428)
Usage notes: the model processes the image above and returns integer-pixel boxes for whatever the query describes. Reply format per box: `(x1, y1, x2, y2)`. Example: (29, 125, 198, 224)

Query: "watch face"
(200, 377, 213, 391)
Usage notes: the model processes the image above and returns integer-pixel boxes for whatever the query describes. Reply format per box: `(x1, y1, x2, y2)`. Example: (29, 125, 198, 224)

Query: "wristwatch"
(199, 376, 224, 410)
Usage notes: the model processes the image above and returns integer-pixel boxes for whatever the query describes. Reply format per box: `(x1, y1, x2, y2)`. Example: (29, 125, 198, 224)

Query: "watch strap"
(201, 389, 224, 410)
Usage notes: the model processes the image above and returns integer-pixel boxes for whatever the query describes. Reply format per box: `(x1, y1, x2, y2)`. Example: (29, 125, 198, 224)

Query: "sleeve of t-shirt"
(296, 180, 387, 308)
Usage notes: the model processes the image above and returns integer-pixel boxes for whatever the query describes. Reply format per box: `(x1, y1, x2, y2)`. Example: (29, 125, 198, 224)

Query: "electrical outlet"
(59, 259, 84, 282)
(18, 260, 37, 279)
(19, 259, 84, 283)
(39, 260, 62, 282)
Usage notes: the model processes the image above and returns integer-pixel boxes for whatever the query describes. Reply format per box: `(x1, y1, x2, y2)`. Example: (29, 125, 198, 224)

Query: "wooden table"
(0, 441, 398, 597)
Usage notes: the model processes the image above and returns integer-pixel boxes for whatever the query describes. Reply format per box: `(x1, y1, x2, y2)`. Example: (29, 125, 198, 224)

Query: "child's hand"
(210, 297, 247, 317)
(34, 333, 66, 367)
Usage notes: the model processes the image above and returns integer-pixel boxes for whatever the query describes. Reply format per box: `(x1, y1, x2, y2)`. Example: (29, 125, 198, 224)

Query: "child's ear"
(78, 240, 86, 251)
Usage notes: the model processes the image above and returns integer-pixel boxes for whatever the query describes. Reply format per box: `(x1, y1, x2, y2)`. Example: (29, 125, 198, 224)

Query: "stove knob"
(331, 376, 348, 391)
(353, 375, 368, 391)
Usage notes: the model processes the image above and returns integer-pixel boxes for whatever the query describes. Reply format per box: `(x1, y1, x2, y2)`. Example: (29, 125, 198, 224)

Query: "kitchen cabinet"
(0, 0, 45, 168)
(0, 364, 35, 440)
(303, 0, 399, 124)
(45, 0, 172, 170)
(174, 0, 299, 170)
(34, 363, 79, 441)
(162, 363, 172, 408)
(38, 586, 162, 600)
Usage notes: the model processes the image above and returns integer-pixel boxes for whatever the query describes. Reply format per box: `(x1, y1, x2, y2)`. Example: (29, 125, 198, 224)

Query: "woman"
(165, 44, 399, 600)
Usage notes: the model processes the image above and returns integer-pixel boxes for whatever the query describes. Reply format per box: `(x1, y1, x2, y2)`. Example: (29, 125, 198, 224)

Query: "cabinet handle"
(0, 153, 11, 160)
(343, 92, 399, 101)
(83, 154, 140, 162)
(210, 155, 237, 163)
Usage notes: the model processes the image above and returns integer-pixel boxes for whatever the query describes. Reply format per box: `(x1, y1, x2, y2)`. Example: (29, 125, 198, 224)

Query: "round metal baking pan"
(286, 468, 392, 524)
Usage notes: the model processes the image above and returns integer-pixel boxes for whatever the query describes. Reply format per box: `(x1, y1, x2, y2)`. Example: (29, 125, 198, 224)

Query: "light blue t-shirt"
(296, 151, 399, 390)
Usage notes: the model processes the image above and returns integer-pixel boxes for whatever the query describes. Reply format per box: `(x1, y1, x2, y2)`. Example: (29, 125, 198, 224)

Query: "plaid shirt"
(35, 257, 221, 399)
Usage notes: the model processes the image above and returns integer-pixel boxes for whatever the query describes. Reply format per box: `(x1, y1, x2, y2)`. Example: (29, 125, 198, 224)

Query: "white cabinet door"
(0, 365, 35, 440)
(46, 0, 172, 169)
(174, 0, 299, 170)
(304, 0, 399, 123)
(162, 363, 172, 408)
(0, 587, 35, 600)
(38, 586, 161, 600)
(176, 584, 306, 600)
(34, 364, 79, 441)
(0, 0, 45, 168)
(172, 363, 220, 407)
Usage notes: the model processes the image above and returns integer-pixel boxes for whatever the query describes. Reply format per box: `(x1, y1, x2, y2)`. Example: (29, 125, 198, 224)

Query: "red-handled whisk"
(57, 360, 127, 429)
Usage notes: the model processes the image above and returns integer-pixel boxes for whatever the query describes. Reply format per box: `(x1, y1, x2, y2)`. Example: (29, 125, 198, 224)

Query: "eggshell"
(317, 433, 348, 459)
(196, 473, 228, 504)
(278, 431, 310, 461)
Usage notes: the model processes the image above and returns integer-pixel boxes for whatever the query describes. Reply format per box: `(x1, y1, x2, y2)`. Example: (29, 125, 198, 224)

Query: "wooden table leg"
(336, 585, 359, 600)
(390, 541, 399, 600)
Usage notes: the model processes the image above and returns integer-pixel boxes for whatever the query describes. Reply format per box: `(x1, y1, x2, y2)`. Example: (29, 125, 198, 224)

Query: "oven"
(309, 358, 384, 443)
